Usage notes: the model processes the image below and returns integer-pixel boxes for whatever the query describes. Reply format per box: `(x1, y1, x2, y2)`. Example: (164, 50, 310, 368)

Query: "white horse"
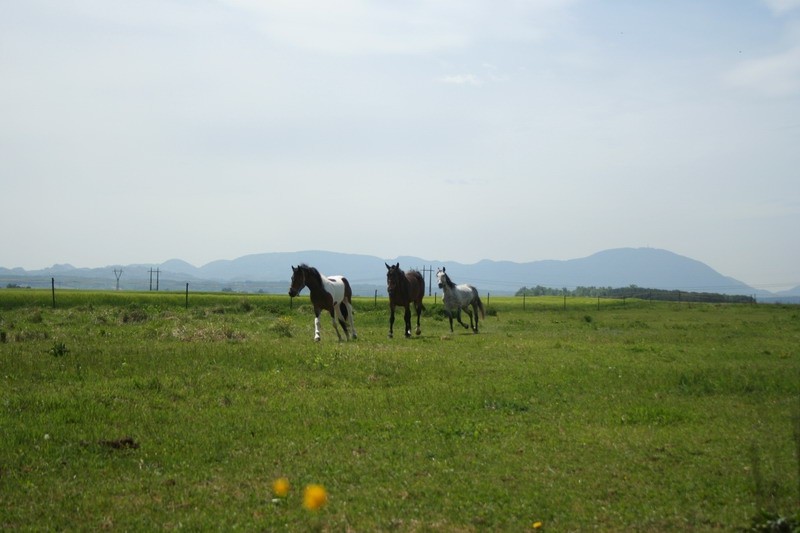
(289, 264, 358, 342)
(436, 267, 485, 333)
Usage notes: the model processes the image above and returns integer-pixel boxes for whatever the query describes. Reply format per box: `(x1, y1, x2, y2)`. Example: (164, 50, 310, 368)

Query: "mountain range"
(2, 248, 798, 302)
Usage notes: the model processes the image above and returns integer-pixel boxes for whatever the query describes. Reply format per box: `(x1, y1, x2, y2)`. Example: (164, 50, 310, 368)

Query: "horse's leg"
(447, 309, 454, 332)
(330, 308, 343, 341)
(388, 302, 396, 338)
(345, 301, 357, 340)
(414, 301, 422, 336)
(403, 304, 412, 337)
(337, 310, 350, 340)
(314, 310, 322, 342)
(456, 308, 470, 330)
(470, 303, 479, 333)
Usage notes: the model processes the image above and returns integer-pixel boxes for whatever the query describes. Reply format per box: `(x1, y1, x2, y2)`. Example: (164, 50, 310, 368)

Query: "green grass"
(1, 290, 799, 531)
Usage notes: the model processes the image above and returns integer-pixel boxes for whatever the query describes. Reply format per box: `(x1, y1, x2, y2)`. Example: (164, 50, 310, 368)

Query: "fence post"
(523, 292, 526, 310)
(51, 278, 56, 309)
(374, 289, 378, 308)
(185, 283, 189, 309)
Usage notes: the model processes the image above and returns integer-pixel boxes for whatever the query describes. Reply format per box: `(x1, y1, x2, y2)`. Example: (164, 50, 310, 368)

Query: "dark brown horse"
(289, 264, 357, 342)
(385, 262, 425, 338)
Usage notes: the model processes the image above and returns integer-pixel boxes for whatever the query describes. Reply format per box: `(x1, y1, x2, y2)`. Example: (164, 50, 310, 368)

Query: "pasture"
(1, 290, 799, 531)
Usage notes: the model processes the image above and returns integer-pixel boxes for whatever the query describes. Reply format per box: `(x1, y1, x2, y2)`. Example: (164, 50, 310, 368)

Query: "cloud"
(439, 74, 483, 85)
(221, 0, 574, 55)
(438, 63, 512, 85)
(726, 46, 800, 96)
(762, 0, 800, 14)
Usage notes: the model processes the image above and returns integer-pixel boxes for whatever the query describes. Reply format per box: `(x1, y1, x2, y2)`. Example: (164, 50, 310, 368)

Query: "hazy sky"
(2, 0, 799, 290)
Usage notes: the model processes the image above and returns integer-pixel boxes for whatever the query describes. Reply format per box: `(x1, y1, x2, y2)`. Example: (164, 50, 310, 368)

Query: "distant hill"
(1, 247, 791, 299)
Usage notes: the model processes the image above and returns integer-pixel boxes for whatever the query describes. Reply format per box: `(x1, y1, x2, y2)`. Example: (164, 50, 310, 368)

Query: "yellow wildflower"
(303, 484, 328, 511)
(272, 477, 290, 498)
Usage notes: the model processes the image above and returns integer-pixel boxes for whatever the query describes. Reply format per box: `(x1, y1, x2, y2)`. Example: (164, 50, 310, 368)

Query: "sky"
(2, 0, 799, 291)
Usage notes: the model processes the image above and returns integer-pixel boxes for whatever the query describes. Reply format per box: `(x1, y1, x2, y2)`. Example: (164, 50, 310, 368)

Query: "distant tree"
(515, 285, 754, 304)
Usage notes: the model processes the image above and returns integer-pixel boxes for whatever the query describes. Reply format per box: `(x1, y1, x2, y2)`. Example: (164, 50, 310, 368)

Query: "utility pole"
(113, 269, 123, 291)
(149, 268, 161, 291)
(420, 265, 434, 296)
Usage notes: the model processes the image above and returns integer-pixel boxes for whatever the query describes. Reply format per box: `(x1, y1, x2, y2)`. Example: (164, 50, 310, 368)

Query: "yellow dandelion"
(303, 484, 328, 511)
(272, 477, 290, 498)
(532, 521, 543, 529)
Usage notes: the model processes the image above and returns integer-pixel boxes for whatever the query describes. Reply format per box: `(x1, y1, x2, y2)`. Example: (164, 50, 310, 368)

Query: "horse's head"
(288, 265, 306, 297)
(386, 262, 402, 297)
(436, 267, 446, 289)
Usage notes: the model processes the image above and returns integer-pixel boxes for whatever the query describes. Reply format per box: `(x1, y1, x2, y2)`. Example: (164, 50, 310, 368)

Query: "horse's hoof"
(405, 332, 411, 338)
(415, 329, 421, 336)
(314, 337, 321, 342)
(352, 334, 358, 340)
(388, 333, 393, 339)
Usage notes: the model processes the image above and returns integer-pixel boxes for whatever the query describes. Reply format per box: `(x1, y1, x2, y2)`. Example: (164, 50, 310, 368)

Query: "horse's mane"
(442, 272, 456, 289)
(298, 263, 323, 285)
(387, 265, 409, 290)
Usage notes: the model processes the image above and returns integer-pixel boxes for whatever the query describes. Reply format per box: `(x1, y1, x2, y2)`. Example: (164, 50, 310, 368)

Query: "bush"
(745, 510, 800, 532)
(271, 316, 293, 338)
(49, 342, 69, 357)
(120, 307, 147, 323)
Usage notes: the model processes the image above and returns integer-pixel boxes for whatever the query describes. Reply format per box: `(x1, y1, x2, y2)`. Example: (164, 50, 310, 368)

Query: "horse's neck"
(303, 270, 326, 296)
(441, 282, 455, 298)
(396, 274, 409, 291)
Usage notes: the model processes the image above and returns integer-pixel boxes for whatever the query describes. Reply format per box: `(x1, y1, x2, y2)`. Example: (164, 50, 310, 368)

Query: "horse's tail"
(340, 277, 354, 334)
(474, 288, 485, 319)
(342, 277, 353, 304)
(410, 270, 426, 311)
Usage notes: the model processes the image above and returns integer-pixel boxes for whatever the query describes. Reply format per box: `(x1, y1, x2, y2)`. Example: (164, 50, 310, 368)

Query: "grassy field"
(1, 289, 799, 531)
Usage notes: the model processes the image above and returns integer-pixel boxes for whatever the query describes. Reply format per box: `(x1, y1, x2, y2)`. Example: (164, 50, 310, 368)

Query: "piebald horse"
(436, 267, 485, 333)
(385, 262, 425, 338)
(288, 264, 357, 342)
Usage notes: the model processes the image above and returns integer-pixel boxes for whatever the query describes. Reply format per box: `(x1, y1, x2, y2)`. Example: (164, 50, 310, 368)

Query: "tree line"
(515, 285, 755, 304)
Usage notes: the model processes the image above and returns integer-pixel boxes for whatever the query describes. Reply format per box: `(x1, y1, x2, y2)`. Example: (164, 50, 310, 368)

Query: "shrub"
(271, 316, 293, 338)
(120, 307, 147, 323)
(745, 510, 800, 532)
(49, 342, 69, 357)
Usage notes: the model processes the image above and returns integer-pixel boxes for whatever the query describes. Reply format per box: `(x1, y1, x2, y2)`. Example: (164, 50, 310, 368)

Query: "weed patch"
(1, 292, 798, 530)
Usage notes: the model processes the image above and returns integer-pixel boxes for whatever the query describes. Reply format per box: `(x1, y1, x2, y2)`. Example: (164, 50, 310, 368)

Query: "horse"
(436, 267, 485, 333)
(288, 264, 357, 342)
(385, 262, 425, 338)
